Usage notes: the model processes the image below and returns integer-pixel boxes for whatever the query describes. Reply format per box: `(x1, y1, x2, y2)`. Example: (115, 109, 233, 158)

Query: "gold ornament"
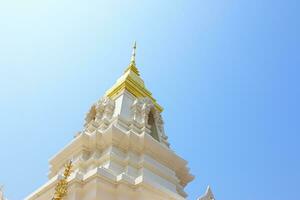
(52, 161, 73, 200)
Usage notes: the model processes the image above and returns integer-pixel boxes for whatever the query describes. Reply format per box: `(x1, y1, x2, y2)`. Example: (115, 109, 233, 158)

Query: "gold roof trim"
(105, 42, 163, 112)
(106, 76, 163, 112)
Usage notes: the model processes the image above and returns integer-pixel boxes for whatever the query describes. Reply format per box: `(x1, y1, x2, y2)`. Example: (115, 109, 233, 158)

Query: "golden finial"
(130, 40, 137, 65)
(125, 41, 140, 75)
(52, 161, 73, 200)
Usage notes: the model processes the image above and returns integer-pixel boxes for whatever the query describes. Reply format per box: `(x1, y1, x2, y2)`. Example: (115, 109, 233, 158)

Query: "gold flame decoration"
(52, 161, 73, 200)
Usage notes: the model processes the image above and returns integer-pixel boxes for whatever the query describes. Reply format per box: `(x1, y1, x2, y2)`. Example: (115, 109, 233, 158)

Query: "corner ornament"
(52, 161, 73, 200)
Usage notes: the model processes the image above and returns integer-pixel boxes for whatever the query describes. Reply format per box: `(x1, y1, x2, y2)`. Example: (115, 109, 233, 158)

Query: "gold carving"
(52, 161, 73, 200)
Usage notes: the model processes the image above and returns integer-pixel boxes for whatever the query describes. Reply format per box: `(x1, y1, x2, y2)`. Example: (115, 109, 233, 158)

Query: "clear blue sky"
(0, 1, 299, 200)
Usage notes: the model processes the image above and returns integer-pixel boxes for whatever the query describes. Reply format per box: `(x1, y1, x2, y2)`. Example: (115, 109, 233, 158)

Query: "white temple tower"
(25, 43, 194, 200)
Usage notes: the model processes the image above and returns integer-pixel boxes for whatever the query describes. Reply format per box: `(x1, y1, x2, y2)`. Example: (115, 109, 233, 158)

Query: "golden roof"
(105, 42, 163, 112)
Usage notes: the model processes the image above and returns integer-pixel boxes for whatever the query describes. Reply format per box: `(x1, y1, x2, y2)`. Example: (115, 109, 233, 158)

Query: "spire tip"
(130, 41, 137, 64)
(124, 41, 140, 76)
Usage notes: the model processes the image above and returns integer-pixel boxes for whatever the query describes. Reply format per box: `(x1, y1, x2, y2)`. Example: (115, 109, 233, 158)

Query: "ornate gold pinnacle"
(130, 41, 137, 65)
(125, 41, 140, 76)
(52, 161, 73, 200)
(105, 41, 163, 112)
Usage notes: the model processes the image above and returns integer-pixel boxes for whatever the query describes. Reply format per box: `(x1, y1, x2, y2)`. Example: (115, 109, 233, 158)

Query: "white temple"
(25, 43, 214, 200)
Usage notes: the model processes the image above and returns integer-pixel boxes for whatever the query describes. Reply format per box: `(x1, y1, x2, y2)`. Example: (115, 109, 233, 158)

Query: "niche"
(147, 110, 159, 141)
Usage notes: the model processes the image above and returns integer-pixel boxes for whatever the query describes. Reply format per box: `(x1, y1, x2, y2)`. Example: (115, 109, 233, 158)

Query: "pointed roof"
(105, 42, 163, 112)
(124, 41, 140, 76)
(198, 186, 215, 200)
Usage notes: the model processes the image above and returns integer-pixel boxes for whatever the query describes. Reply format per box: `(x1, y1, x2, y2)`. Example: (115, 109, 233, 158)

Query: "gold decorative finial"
(130, 40, 137, 65)
(52, 161, 73, 200)
(105, 41, 164, 112)
(125, 41, 140, 75)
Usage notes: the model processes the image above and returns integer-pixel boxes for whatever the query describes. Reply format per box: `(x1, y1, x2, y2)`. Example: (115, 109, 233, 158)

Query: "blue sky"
(0, 1, 299, 200)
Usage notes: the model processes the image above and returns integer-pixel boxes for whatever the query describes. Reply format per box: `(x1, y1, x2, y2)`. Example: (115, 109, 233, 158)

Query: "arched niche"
(147, 108, 160, 141)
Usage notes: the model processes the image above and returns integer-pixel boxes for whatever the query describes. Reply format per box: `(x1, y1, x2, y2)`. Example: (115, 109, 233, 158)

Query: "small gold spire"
(52, 161, 73, 200)
(105, 41, 164, 112)
(125, 41, 140, 76)
(130, 40, 137, 65)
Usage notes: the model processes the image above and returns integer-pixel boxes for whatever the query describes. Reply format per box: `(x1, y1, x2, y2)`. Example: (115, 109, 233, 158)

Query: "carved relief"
(141, 98, 154, 125)
(155, 114, 168, 140)
(84, 97, 115, 128)
(84, 105, 97, 127)
(131, 99, 143, 124)
(131, 97, 169, 145)
(96, 97, 115, 121)
(131, 97, 155, 125)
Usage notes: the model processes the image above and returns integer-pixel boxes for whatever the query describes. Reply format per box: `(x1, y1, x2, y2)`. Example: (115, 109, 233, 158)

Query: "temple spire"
(125, 41, 140, 76)
(130, 41, 137, 65)
(105, 41, 163, 112)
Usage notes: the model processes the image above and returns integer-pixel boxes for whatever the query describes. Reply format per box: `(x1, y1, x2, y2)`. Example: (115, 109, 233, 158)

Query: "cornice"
(48, 124, 193, 187)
